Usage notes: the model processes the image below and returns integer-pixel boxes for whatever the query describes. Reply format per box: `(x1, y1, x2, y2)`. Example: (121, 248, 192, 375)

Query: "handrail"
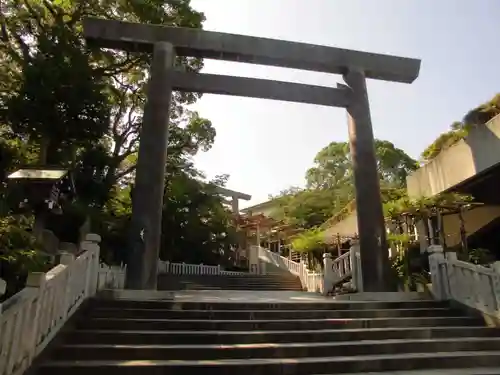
(429, 249, 500, 316)
(157, 261, 247, 276)
(0, 234, 125, 375)
(257, 246, 356, 295)
(257, 247, 325, 293)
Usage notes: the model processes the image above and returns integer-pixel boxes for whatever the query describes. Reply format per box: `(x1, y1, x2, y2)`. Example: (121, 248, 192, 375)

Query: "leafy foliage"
(420, 122, 469, 162)
(0, 216, 51, 300)
(0, 0, 238, 297)
(383, 192, 474, 220)
(467, 248, 494, 265)
(306, 139, 418, 190)
(271, 139, 417, 254)
(421, 94, 500, 162)
(271, 140, 417, 239)
(291, 227, 326, 253)
(271, 187, 351, 230)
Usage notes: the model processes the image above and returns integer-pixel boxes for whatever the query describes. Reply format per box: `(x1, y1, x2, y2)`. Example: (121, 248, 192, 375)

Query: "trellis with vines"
(384, 192, 491, 290)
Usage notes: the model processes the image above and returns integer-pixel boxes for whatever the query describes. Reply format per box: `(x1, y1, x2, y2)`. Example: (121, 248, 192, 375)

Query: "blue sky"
(189, 0, 500, 208)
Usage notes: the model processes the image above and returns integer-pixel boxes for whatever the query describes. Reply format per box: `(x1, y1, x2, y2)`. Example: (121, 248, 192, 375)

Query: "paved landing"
(337, 369, 500, 374)
(171, 290, 333, 303)
(106, 289, 334, 303)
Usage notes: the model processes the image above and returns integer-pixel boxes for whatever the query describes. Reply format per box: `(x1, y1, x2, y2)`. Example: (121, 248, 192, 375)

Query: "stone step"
(160, 280, 303, 285)
(332, 370, 500, 375)
(158, 275, 301, 282)
(77, 316, 483, 331)
(164, 285, 304, 291)
(35, 351, 500, 374)
(168, 281, 301, 287)
(165, 277, 302, 282)
(158, 276, 303, 291)
(170, 281, 303, 286)
(90, 298, 449, 311)
(64, 326, 500, 345)
(169, 280, 303, 284)
(52, 337, 500, 361)
(89, 307, 463, 320)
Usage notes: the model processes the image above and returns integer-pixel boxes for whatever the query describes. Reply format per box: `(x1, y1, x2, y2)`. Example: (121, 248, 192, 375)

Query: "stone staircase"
(157, 272, 303, 291)
(31, 295, 500, 374)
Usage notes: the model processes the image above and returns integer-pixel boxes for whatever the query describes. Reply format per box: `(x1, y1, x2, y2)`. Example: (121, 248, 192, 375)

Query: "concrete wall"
(442, 205, 500, 248)
(323, 210, 359, 241)
(241, 201, 278, 217)
(407, 115, 500, 198)
(323, 205, 500, 248)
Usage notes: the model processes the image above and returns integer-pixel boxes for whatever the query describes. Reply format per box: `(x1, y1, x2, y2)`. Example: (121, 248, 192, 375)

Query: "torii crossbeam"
(83, 18, 421, 292)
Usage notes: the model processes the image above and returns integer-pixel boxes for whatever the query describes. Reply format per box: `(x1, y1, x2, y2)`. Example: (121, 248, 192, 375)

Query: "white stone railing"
(97, 263, 127, 290)
(301, 267, 324, 294)
(332, 251, 352, 280)
(324, 250, 353, 290)
(157, 260, 246, 276)
(257, 245, 358, 295)
(257, 246, 302, 275)
(257, 246, 325, 293)
(0, 234, 125, 375)
(429, 246, 500, 316)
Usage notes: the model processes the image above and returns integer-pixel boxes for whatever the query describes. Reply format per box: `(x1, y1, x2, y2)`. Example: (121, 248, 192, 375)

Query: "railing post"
(350, 241, 362, 292)
(260, 259, 267, 275)
(81, 233, 101, 295)
(323, 253, 333, 295)
(59, 253, 75, 321)
(428, 245, 448, 300)
(249, 246, 259, 274)
(25, 272, 47, 364)
(0, 278, 6, 300)
(491, 262, 500, 311)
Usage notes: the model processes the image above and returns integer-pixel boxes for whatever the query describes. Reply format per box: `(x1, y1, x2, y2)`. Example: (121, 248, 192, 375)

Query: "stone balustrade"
(429, 245, 500, 320)
(256, 246, 356, 295)
(0, 234, 125, 375)
(157, 261, 246, 276)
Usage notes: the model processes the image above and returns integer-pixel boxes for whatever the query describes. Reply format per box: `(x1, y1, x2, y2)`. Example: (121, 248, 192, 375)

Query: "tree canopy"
(0, 0, 239, 299)
(306, 139, 418, 190)
(270, 139, 417, 234)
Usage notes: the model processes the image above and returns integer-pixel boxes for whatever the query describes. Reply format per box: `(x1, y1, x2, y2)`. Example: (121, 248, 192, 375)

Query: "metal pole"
(343, 68, 392, 292)
(126, 42, 175, 290)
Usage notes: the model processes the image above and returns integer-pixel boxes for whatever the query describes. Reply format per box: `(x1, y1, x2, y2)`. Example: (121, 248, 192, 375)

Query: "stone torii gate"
(83, 18, 421, 292)
(214, 186, 251, 214)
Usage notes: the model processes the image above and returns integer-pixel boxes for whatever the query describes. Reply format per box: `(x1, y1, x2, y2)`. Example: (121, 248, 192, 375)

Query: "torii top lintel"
(82, 18, 421, 84)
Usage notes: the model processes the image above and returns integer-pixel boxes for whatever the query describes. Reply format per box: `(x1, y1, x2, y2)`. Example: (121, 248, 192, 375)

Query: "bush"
(0, 216, 52, 301)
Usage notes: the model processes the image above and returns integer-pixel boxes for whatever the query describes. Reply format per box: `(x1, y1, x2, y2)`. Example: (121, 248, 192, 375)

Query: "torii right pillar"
(344, 68, 394, 293)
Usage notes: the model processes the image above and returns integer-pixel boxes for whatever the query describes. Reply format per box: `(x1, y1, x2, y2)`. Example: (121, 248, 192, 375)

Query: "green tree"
(0, 0, 208, 202)
(271, 187, 351, 230)
(272, 139, 416, 234)
(306, 140, 418, 190)
(2, 27, 109, 165)
(161, 172, 236, 265)
(0, 0, 237, 283)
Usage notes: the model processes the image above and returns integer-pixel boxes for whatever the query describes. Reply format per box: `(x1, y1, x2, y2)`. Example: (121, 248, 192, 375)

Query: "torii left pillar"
(126, 42, 175, 290)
